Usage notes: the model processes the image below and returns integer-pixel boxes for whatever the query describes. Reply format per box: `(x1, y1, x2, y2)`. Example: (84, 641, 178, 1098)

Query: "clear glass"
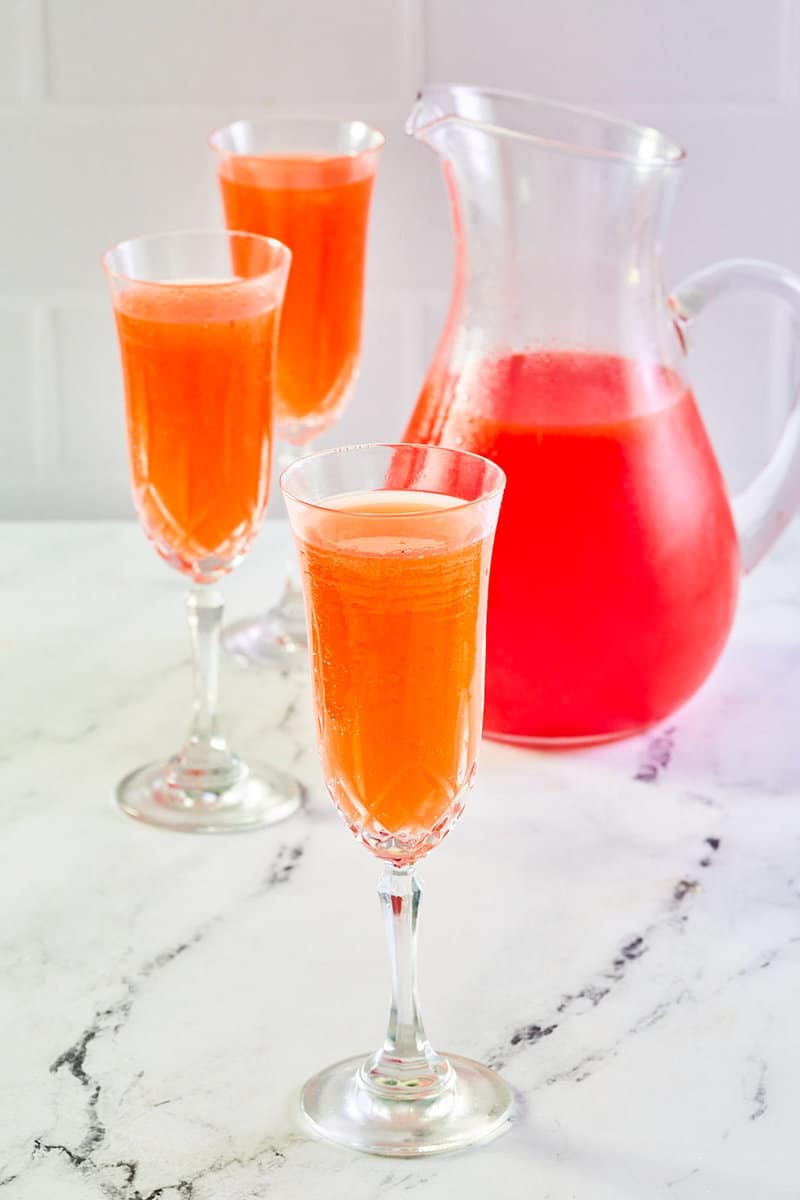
(281, 443, 511, 1156)
(103, 230, 303, 832)
(403, 84, 800, 746)
(210, 118, 384, 671)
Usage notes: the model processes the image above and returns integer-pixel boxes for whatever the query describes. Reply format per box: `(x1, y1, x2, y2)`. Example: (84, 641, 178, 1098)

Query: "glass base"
(300, 1052, 513, 1157)
(116, 758, 303, 833)
(222, 591, 308, 672)
(222, 611, 307, 671)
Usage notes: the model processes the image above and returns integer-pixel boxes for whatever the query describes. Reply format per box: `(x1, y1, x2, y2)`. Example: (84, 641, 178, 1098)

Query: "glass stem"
(361, 866, 452, 1099)
(278, 441, 313, 590)
(277, 440, 312, 475)
(274, 441, 314, 639)
(187, 583, 224, 744)
(169, 583, 240, 794)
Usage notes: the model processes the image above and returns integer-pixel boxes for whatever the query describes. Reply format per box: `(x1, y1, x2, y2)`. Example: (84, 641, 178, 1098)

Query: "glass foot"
(300, 1052, 513, 1157)
(116, 758, 303, 833)
(223, 585, 308, 672)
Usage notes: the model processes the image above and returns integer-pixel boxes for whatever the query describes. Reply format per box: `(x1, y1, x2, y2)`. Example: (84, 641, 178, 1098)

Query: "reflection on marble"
(1, 520, 798, 1198)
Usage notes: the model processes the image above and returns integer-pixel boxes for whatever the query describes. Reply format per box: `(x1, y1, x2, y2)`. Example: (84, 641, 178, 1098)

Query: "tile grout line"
(0, 285, 450, 307)
(404, 0, 427, 93)
(778, 0, 800, 104)
(18, 0, 48, 105)
(31, 305, 59, 477)
(0, 98, 411, 120)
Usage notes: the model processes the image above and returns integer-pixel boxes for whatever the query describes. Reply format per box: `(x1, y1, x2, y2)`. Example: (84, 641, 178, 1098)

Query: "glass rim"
(279, 441, 507, 516)
(209, 116, 386, 158)
(101, 228, 292, 288)
(410, 84, 686, 169)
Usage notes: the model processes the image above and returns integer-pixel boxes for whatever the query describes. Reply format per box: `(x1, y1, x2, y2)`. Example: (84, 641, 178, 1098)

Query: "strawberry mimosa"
(212, 122, 383, 443)
(210, 119, 384, 670)
(294, 489, 491, 853)
(113, 280, 281, 578)
(104, 231, 301, 833)
(282, 443, 510, 1157)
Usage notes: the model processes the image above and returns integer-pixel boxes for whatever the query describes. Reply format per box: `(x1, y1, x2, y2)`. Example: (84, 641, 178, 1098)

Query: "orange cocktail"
(211, 121, 383, 444)
(298, 491, 487, 848)
(210, 120, 383, 670)
(283, 445, 504, 863)
(113, 280, 280, 577)
(282, 444, 510, 1157)
(103, 231, 301, 835)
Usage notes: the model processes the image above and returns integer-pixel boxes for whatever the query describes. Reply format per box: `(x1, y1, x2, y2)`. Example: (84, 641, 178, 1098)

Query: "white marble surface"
(2, 519, 799, 1199)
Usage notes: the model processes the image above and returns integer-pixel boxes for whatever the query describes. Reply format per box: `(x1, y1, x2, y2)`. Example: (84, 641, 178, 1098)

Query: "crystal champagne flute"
(281, 443, 512, 1155)
(103, 230, 303, 832)
(210, 118, 384, 669)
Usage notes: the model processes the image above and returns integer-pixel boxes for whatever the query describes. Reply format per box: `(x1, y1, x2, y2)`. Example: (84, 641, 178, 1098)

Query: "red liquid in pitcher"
(404, 350, 740, 741)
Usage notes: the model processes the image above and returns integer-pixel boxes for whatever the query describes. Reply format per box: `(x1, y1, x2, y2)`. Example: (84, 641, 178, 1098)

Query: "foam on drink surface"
(326, 489, 464, 514)
(299, 489, 484, 557)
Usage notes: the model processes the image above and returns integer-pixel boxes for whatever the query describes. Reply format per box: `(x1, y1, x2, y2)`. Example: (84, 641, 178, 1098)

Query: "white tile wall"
(0, 308, 36, 471)
(52, 304, 128, 475)
(2, 0, 800, 517)
(425, 0, 788, 104)
(46, 0, 412, 106)
(0, 1, 29, 103)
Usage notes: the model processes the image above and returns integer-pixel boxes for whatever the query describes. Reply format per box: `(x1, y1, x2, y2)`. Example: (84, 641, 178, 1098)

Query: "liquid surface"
(114, 281, 279, 580)
(218, 154, 377, 440)
(295, 490, 492, 861)
(404, 350, 740, 740)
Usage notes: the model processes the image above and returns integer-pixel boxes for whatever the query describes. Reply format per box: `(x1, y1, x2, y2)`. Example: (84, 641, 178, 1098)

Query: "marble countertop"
(2, 519, 799, 1199)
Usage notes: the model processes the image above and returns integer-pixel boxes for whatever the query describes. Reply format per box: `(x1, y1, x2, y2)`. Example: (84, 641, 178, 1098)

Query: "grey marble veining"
(1, 520, 798, 1199)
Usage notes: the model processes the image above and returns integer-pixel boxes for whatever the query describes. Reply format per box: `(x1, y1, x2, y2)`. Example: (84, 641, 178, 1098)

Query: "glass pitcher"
(403, 84, 800, 745)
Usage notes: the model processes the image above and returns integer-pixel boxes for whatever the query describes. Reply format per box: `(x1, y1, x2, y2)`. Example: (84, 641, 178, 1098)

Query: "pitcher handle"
(671, 258, 800, 574)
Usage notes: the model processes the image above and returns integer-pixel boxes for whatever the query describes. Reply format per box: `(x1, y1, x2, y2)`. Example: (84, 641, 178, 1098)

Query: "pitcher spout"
(405, 84, 465, 146)
(406, 84, 686, 347)
(407, 84, 685, 166)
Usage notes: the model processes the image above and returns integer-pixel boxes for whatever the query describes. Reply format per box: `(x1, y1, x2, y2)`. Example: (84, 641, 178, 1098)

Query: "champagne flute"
(209, 118, 384, 669)
(103, 230, 302, 832)
(281, 443, 511, 1155)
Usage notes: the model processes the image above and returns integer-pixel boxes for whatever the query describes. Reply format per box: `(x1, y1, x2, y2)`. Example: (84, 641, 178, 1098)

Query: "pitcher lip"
(408, 84, 685, 168)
